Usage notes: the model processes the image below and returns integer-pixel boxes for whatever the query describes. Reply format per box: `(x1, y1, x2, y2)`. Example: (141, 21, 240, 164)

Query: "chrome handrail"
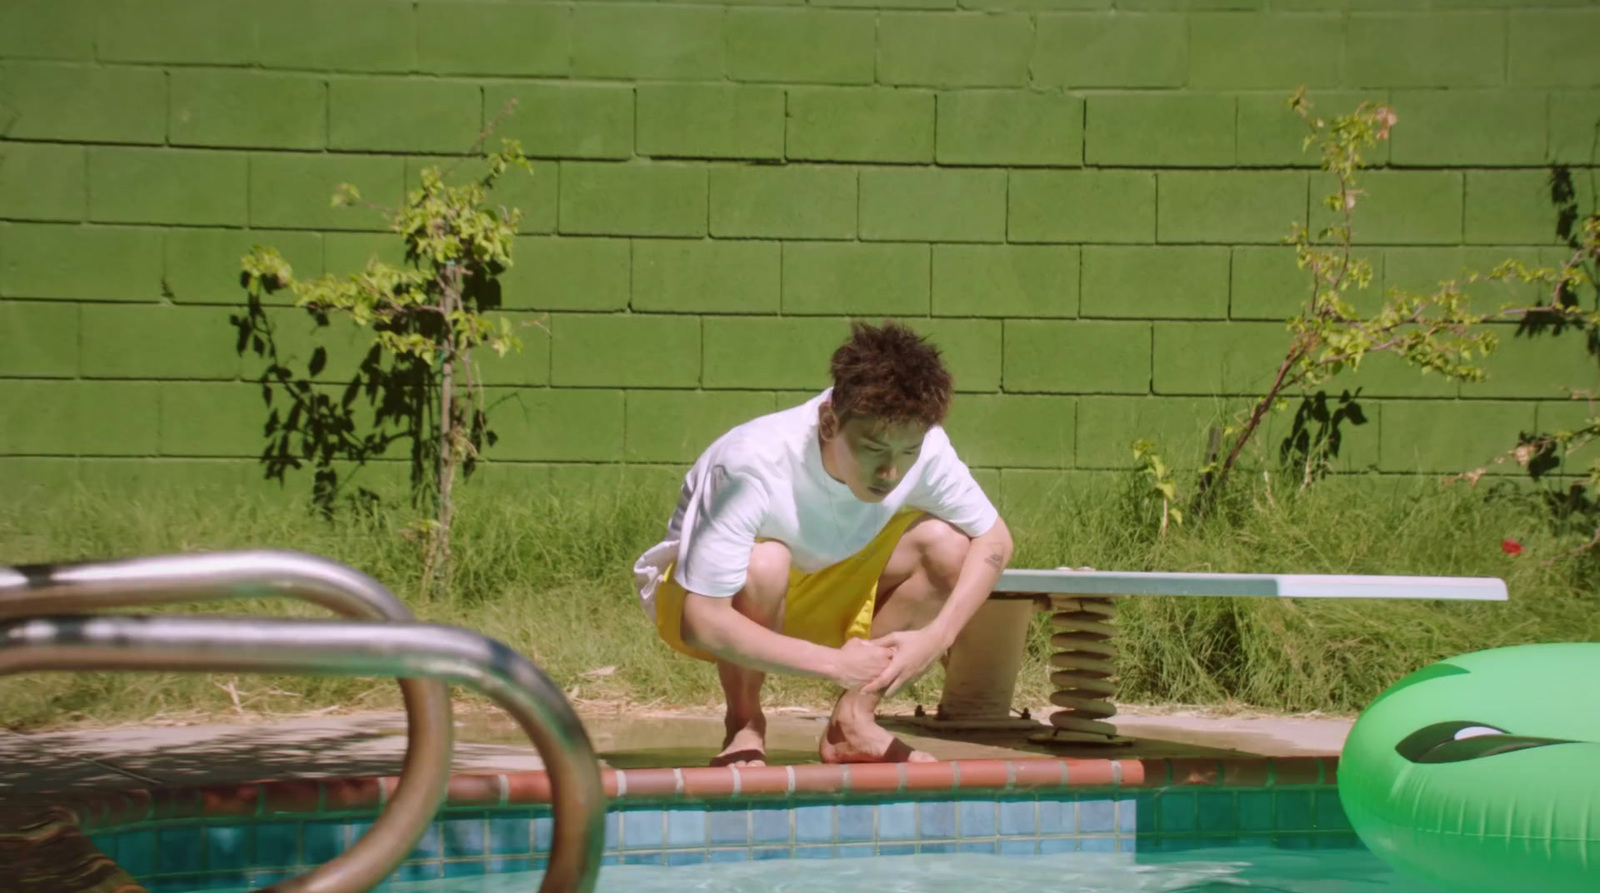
(0, 550, 452, 893)
(0, 614, 607, 893)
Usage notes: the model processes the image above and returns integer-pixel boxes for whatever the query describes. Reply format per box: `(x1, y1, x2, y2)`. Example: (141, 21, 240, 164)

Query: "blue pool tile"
(444, 859, 487, 878)
(667, 849, 709, 866)
(879, 843, 916, 857)
(1157, 793, 1197, 832)
(1238, 792, 1274, 831)
(205, 872, 250, 890)
(622, 809, 665, 848)
(409, 823, 443, 860)
(394, 861, 443, 882)
(752, 846, 793, 861)
(251, 870, 295, 887)
(1038, 837, 1077, 855)
(999, 798, 1036, 837)
(207, 825, 250, 870)
(1117, 798, 1138, 834)
(1276, 793, 1313, 831)
(1197, 792, 1236, 832)
(600, 854, 620, 868)
(919, 800, 956, 839)
(1314, 793, 1352, 831)
(1134, 793, 1160, 833)
(114, 829, 154, 876)
(878, 801, 916, 841)
(797, 844, 834, 859)
(958, 801, 996, 838)
(1238, 835, 1273, 848)
(254, 822, 298, 867)
(837, 803, 874, 842)
(668, 809, 708, 847)
(442, 816, 487, 857)
(602, 812, 620, 850)
(959, 840, 997, 855)
(1315, 832, 1362, 849)
(1038, 799, 1072, 835)
(490, 814, 531, 855)
(155, 826, 204, 872)
(1080, 837, 1115, 853)
(876, 844, 915, 864)
(999, 839, 1038, 856)
(837, 843, 874, 860)
(623, 852, 666, 866)
(1277, 834, 1316, 850)
(918, 842, 956, 854)
(1116, 837, 1137, 852)
(1079, 798, 1115, 833)
(1156, 837, 1194, 853)
(795, 804, 833, 843)
(709, 848, 749, 863)
(303, 820, 346, 863)
(533, 855, 549, 871)
(488, 856, 533, 872)
(709, 808, 751, 846)
(752, 807, 791, 845)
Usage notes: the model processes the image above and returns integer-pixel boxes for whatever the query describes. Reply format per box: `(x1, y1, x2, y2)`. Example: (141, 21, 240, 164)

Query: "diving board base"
(930, 568, 1509, 748)
(1029, 730, 1136, 747)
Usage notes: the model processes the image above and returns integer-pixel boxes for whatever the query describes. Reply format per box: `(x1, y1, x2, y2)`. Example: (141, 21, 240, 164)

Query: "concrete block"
(860, 168, 1006, 243)
(782, 243, 930, 316)
(633, 240, 781, 314)
(1004, 320, 1151, 394)
(1008, 171, 1155, 244)
(558, 163, 707, 238)
(709, 165, 856, 240)
(88, 148, 247, 227)
(932, 245, 1079, 318)
(1082, 247, 1230, 319)
(550, 314, 701, 388)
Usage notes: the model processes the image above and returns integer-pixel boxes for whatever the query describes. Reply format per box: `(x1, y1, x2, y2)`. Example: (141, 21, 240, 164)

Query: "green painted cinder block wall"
(2, 0, 1598, 508)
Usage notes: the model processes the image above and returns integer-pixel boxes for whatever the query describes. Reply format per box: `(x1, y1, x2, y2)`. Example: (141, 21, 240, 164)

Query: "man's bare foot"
(818, 705, 937, 764)
(710, 714, 767, 768)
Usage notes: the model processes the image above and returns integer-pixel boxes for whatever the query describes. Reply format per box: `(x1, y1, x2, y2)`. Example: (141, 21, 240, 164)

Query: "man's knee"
(733, 540, 790, 626)
(910, 517, 970, 595)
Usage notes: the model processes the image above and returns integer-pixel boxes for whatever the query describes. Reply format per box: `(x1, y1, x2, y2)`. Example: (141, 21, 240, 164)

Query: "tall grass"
(2, 465, 1596, 731)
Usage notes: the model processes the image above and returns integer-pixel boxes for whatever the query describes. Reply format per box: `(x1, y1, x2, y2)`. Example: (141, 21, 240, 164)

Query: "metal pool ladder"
(0, 550, 607, 893)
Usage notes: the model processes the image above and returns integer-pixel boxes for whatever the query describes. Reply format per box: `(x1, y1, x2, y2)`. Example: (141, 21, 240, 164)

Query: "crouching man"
(632, 321, 1013, 765)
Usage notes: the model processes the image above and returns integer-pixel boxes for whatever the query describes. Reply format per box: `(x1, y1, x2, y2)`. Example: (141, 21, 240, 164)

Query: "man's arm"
(681, 595, 837, 678)
(866, 514, 1014, 696)
(682, 594, 893, 691)
(923, 513, 1014, 651)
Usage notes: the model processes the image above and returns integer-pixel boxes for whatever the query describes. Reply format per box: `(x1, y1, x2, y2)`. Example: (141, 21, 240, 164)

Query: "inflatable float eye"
(1395, 720, 1573, 764)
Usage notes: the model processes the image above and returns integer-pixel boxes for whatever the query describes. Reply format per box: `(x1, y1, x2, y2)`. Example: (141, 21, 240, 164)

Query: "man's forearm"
(684, 598, 840, 679)
(925, 517, 1014, 648)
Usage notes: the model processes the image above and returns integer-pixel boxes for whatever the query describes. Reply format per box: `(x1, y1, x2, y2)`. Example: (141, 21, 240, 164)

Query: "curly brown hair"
(829, 320, 952, 426)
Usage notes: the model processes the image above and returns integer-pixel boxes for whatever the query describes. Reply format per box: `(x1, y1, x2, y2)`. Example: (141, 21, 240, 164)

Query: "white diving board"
(923, 568, 1509, 739)
(992, 569, 1508, 601)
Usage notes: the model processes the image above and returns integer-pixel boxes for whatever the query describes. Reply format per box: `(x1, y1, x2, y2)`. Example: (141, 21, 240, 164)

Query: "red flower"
(1501, 539, 1524, 556)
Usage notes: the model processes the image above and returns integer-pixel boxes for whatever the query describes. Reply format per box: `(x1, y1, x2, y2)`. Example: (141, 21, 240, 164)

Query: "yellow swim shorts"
(653, 510, 924, 662)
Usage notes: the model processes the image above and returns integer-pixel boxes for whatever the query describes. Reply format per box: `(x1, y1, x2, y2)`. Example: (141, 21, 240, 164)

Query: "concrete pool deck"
(0, 706, 1354, 798)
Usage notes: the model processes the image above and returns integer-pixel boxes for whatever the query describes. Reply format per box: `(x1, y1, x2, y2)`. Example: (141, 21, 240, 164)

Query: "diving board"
(917, 568, 1510, 744)
(992, 569, 1508, 601)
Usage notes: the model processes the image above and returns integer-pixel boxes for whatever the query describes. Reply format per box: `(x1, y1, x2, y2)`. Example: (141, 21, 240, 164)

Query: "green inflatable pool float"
(1339, 643, 1600, 893)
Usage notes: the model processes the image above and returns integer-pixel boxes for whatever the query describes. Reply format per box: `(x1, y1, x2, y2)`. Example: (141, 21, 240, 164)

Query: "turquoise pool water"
(211, 847, 1440, 893)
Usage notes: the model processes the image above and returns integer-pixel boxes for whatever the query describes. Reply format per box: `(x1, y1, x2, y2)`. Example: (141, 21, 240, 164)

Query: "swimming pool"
(37, 754, 1433, 893)
(202, 847, 1428, 893)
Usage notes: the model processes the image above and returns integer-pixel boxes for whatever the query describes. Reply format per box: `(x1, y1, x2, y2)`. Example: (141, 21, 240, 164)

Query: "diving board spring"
(1039, 595, 1124, 744)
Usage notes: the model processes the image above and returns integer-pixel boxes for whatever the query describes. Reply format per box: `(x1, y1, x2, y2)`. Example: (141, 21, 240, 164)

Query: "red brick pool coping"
(4, 755, 1340, 893)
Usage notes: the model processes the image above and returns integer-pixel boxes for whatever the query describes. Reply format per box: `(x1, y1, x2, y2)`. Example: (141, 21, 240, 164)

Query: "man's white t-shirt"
(632, 389, 999, 621)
